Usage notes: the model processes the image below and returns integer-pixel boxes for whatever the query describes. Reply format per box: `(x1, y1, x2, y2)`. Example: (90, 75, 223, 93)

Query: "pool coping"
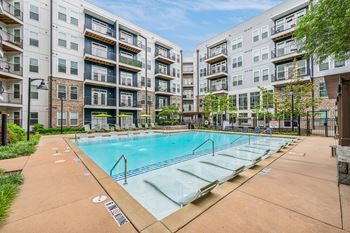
(65, 130, 302, 233)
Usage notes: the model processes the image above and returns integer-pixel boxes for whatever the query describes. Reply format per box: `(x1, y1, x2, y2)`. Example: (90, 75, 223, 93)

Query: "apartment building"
(192, 0, 348, 127)
(0, 0, 182, 130)
(182, 57, 198, 123)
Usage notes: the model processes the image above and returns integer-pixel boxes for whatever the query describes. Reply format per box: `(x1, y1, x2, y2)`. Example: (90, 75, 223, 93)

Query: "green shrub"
(0, 135, 40, 160)
(7, 124, 25, 143)
(32, 124, 45, 133)
(35, 127, 84, 135)
(0, 170, 23, 223)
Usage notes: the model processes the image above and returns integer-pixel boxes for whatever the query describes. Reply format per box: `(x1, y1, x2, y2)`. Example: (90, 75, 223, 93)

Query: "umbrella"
(140, 114, 151, 118)
(95, 113, 112, 118)
(116, 114, 130, 118)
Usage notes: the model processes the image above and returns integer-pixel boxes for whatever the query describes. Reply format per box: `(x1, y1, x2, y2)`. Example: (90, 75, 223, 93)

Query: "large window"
(231, 95, 237, 108)
(232, 74, 243, 86)
(57, 85, 66, 99)
(57, 112, 67, 126)
(29, 58, 39, 73)
(232, 56, 243, 68)
(239, 94, 248, 110)
(70, 11, 79, 26)
(261, 26, 269, 39)
(58, 6, 67, 22)
(252, 30, 259, 42)
(70, 61, 78, 75)
(58, 58, 66, 73)
(262, 68, 269, 81)
(334, 59, 345, 68)
(70, 86, 78, 100)
(253, 50, 260, 63)
(70, 36, 78, 51)
(261, 47, 269, 60)
(120, 71, 133, 86)
(58, 32, 67, 47)
(30, 85, 38, 99)
(29, 31, 39, 47)
(319, 82, 328, 98)
(70, 112, 78, 126)
(232, 36, 242, 50)
(30, 5, 39, 21)
(253, 70, 260, 83)
(30, 112, 38, 125)
(250, 92, 260, 109)
(92, 66, 107, 82)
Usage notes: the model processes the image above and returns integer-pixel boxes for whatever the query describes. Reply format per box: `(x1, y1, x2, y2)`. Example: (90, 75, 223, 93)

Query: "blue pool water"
(76, 132, 254, 177)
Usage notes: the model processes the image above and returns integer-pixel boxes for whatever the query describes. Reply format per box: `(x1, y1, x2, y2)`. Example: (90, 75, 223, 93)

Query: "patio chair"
(254, 127, 261, 134)
(84, 124, 91, 132)
(200, 158, 246, 172)
(102, 124, 110, 132)
(242, 126, 249, 133)
(144, 175, 218, 207)
(233, 126, 240, 131)
(150, 123, 156, 128)
(264, 127, 273, 134)
(144, 123, 149, 129)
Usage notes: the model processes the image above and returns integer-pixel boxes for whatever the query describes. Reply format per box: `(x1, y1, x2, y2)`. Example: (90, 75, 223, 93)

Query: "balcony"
(119, 79, 141, 91)
(183, 94, 194, 100)
(84, 96, 116, 109)
(119, 101, 142, 110)
(271, 44, 303, 63)
(271, 18, 299, 41)
(206, 66, 227, 80)
(155, 68, 175, 80)
(271, 69, 310, 86)
(183, 67, 193, 74)
(155, 50, 176, 64)
(0, 93, 22, 107)
(84, 22, 116, 45)
(84, 46, 116, 67)
(118, 34, 142, 53)
(0, 1, 23, 24)
(205, 48, 227, 64)
(119, 55, 142, 72)
(183, 105, 194, 113)
(0, 60, 22, 79)
(0, 28, 23, 51)
(84, 72, 116, 87)
(183, 81, 194, 87)
(155, 86, 174, 96)
(209, 83, 228, 94)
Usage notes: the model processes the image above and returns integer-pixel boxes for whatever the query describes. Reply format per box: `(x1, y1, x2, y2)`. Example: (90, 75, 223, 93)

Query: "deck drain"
(54, 160, 66, 164)
(64, 147, 71, 153)
(105, 201, 129, 226)
(92, 195, 107, 203)
(259, 167, 272, 176)
(287, 151, 306, 157)
(83, 171, 91, 176)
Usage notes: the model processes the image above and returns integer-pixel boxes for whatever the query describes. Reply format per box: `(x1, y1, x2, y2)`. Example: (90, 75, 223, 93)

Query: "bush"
(0, 135, 40, 160)
(8, 123, 25, 143)
(32, 125, 84, 135)
(0, 169, 23, 223)
(32, 124, 45, 133)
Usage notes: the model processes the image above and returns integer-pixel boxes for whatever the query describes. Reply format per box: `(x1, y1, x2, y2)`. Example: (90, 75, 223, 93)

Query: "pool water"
(77, 132, 251, 176)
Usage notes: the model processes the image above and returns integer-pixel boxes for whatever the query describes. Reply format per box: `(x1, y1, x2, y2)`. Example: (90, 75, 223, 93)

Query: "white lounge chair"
(144, 175, 218, 207)
(219, 149, 270, 161)
(150, 123, 156, 128)
(200, 156, 253, 170)
(84, 124, 91, 132)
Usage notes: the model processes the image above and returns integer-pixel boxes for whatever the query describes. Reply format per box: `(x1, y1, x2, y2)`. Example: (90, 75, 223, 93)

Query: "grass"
(0, 135, 41, 160)
(0, 169, 23, 223)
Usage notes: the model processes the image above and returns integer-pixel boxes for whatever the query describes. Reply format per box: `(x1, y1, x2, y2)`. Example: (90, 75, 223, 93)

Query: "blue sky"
(89, 0, 283, 57)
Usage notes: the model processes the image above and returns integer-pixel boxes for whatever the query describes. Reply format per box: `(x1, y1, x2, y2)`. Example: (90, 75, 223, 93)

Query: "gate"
(305, 111, 337, 137)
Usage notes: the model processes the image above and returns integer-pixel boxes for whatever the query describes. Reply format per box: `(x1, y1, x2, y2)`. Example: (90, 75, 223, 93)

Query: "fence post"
(297, 115, 301, 136)
(325, 111, 329, 137)
(306, 113, 310, 136)
(1, 114, 8, 146)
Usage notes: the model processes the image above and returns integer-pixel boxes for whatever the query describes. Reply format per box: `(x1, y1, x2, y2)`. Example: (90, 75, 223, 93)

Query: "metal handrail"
(192, 139, 215, 156)
(110, 154, 128, 184)
(230, 135, 244, 144)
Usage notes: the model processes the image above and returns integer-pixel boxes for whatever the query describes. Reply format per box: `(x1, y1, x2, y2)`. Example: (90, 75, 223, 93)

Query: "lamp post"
(59, 96, 65, 134)
(289, 90, 294, 132)
(27, 78, 48, 140)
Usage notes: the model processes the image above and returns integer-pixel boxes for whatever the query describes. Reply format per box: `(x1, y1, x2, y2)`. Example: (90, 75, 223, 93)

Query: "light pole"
(27, 78, 48, 140)
(59, 96, 65, 134)
(289, 90, 294, 132)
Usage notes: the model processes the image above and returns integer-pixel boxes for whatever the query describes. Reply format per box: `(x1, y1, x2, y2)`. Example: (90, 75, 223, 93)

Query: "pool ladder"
(192, 139, 215, 156)
(230, 135, 251, 145)
(110, 154, 128, 185)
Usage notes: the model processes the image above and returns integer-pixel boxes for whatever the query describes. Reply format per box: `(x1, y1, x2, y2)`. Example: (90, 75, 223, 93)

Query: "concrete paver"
(0, 156, 29, 172)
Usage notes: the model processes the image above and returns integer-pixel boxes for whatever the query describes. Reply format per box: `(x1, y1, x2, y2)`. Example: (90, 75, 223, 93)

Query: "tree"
(203, 93, 233, 127)
(158, 104, 180, 125)
(251, 87, 274, 127)
(295, 0, 350, 63)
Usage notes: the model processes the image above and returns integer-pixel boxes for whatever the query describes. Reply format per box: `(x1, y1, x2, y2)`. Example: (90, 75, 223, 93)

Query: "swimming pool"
(75, 131, 293, 219)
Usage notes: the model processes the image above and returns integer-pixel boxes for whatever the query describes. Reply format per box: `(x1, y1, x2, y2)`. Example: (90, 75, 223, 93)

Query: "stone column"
(340, 76, 350, 146)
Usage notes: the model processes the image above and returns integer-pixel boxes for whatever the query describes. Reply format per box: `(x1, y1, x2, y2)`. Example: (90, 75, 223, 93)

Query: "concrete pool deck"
(0, 133, 349, 233)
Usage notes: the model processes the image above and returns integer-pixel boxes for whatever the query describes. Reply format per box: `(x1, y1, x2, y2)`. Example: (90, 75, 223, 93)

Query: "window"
(231, 95, 237, 108)
(57, 85, 66, 99)
(30, 5, 39, 21)
(58, 58, 66, 73)
(70, 112, 78, 126)
(232, 36, 242, 50)
(70, 12, 79, 26)
(147, 78, 151, 88)
(239, 94, 248, 110)
(261, 47, 269, 60)
(14, 2, 21, 17)
(250, 92, 260, 109)
(14, 29, 21, 44)
(57, 112, 67, 126)
(70, 61, 78, 75)
(319, 82, 328, 98)
(319, 60, 329, 71)
(29, 31, 39, 47)
(58, 6, 67, 22)
(13, 84, 20, 99)
(58, 32, 67, 47)
(253, 30, 259, 42)
(70, 36, 78, 51)
(253, 71, 260, 83)
(30, 112, 38, 125)
(261, 26, 268, 39)
(334, 59, 345, 68)
(232, 74, 243, 86)
(29, 58, 38, 72)
(31, 85, 38, 99)
(253, 50, 260, 62)
(232, 56, 243, 68)
(262, 68, 269, 81)
(70, 86, 78, 100)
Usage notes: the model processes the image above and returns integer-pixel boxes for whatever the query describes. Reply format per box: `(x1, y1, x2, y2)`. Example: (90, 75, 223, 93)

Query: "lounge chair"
(254, 127, 261, 133)
(84, 124, 91, 132)
(102, 124, 110, 131)
(144, 175, 218, 207)
(200, 157, 248, 171)
(218, 149, 270, 162)
(247, 143, 283, 152)
(242, 126, 249, 133)
(264, 127, 273, 134)
(178, 163, 243, 184)
(150, 123, 156, 128)
(144, 123, 149, 129)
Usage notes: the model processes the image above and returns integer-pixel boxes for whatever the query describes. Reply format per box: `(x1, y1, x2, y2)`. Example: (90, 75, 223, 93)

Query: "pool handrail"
(192, 139, 215, 156)
(110, 154, 128, 184)
(230, 135, 245, 145)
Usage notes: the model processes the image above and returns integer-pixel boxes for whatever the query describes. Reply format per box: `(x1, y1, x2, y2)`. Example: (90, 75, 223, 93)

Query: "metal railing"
(0, 28, 22, 48)
(85, 21, 116, 38)
(271, 44, 300, 58)
(271, 68, 310, 82)
(208, 48, 227, 59)
(119, 33, 142, 48)
(119, 55, 142, 68)
(84, 96, 116, 106)
(110, 154, 127, 184)
(271, 18, 300, 35)
(155, 50, 176, 61)
(209, 65, 227, 75)
(0, 60, 23, 76)
(85, 46, 115, 60)
(119, 101, 142, 108)
(84, 72, 116, 84)
(230, 135, 245, 144)
(0, 93, 22, 105)
(155, 86, 173, 93)
(192, 139, 215, 156)
(119, 79, 141, 88)
(0, 0, 23, 21)
(209, 83, 228, 92)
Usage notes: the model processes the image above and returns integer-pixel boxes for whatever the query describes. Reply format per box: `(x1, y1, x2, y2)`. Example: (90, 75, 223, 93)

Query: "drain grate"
(104, 201, 129, 226)
(92, 195, 107, 203)
(259, 167, 272, 176)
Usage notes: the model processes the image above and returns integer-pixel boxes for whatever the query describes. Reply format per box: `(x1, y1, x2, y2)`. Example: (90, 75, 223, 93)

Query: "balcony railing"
(183, 94, 194, 99)
(271, 18, 300, 35)
(155, 67, 176, 77)
(84, 72, 116, 84)
(0, 0, 23, 21)
(155, 50, 176, 61)
(155, 86, 171, 93)
(119, 79, 141, 88)
(209, 65, 227, 75)
(208, 48, 227, 59)
(183, 67, 193, 73)
(0, 28, 23, 48)
(272, 68, 309, 82)
(119, 33, 142, 48)
(183, 105, 194, 112)
(0, 60, 22, 76)
(119, 101, 142, 108)
(119, 55, 142, 68)
(0, 93, 22, 105)
(271, 44, 300, 58)
(209, 83, 228, 92)
(85, 21, 116, 38)
(84, 96, 116, 106)
(85, 46, 115, 61)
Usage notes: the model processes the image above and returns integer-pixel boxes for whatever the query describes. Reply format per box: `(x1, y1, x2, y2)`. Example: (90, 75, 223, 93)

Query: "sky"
(89, 0, 283, 57)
